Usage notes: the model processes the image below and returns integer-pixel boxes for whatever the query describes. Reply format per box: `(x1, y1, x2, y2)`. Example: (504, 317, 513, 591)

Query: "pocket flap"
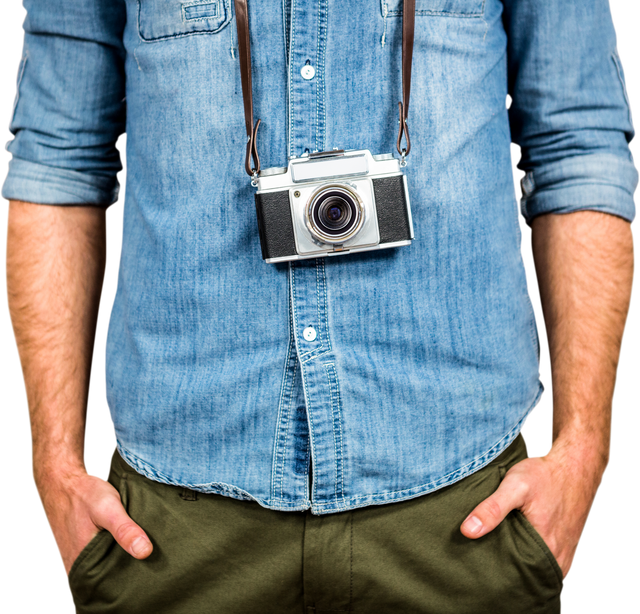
(139, 0, 232, 41)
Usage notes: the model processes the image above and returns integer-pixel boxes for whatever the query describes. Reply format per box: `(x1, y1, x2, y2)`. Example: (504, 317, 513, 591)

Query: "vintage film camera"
(254, 149, 414, 263)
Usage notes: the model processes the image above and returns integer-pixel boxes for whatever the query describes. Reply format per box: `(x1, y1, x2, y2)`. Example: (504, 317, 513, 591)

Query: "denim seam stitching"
(324, 362, 345, 504)
(319, 259, 331, 351)
(287, 0, 298, 158)
(281, 280, 298, 500)
(315, 0, 328, 153)
(271, 285, 297, 501)
(281, 0, 288, 64)
(280, 361, 298, 499)
(299, 363, 318, 502)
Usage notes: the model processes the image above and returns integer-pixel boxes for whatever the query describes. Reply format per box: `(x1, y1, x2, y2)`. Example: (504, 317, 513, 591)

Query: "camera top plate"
(256, 149, 402, 193)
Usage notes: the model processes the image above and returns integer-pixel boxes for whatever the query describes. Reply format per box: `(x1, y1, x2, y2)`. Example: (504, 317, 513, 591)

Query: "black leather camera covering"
(255, 176, 411, 261)
(255, 191, 296, 260)
(372, 176, 412, 244)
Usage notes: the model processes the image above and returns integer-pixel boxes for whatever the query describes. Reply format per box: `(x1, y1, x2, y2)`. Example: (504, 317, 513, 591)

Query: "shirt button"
(303, 326, 317, 342)
(300, 64, 316, 80)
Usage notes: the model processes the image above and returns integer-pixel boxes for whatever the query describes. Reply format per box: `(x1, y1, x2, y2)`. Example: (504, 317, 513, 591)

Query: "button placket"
(287, 0, 327, 156)
(289, 260, 347, 507)
(286, 0, 345, 511)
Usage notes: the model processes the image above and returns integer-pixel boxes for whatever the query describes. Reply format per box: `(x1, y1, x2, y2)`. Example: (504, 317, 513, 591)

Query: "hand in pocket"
(459, 453, 601, 578)
(39, 471, 153, 574)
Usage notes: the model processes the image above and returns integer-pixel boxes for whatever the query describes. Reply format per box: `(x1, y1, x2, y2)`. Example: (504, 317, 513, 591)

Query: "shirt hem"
(115, 385, 542, 515)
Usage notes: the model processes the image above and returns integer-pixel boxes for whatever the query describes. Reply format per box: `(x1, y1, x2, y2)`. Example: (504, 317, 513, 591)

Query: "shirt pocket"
(138, 0, 233, 42)
(381, 0, 485, 18)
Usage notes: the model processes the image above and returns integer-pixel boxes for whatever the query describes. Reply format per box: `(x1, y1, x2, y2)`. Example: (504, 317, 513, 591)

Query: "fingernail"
(132, 536, 150, 556)
(464, 515, 483, 535)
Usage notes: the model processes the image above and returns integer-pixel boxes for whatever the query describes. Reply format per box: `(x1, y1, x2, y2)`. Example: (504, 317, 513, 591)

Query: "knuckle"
(483, 497, 503, 521)
(113, 521, 139, 545)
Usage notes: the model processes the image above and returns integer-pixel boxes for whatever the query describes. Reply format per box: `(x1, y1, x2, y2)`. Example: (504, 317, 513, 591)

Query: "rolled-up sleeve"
(2, 0, 126, 207)
(503, 0, 638, 224)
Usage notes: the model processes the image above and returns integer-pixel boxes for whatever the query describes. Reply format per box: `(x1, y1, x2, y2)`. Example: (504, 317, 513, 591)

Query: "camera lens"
(307, 186, 363, 244)
(317, 195, 353, 232)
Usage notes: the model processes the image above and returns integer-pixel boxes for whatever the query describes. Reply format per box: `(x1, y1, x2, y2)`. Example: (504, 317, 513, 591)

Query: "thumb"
(110, 512, 153, 559)
(93, 497, 153, 559)
(461, 477, 526, 539)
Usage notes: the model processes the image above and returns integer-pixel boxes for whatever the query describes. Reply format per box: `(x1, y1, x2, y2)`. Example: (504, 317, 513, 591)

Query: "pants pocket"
(67, 529, 115, 588)
(497, 464, 563, 595)
(511, 510, 564, 588)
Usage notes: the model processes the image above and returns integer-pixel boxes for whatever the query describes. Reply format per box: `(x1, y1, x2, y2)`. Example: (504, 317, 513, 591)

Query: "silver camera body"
(254, 149, 414, 263)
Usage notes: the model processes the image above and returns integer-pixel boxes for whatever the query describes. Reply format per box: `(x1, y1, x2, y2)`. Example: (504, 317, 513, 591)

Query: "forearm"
(7, 200, 106, 487)
(531, 210, 634, 478)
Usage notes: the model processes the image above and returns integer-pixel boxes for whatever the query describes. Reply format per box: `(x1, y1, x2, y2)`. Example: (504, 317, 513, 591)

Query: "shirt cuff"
(2, 157, 120, 206)
(520, 153, 638, 224)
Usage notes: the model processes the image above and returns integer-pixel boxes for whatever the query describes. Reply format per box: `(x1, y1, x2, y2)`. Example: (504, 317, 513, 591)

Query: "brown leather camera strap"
(234, 0, 416, 177)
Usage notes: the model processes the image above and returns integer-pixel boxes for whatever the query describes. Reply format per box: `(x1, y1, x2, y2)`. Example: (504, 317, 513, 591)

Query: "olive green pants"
(69, 435, 562, 613)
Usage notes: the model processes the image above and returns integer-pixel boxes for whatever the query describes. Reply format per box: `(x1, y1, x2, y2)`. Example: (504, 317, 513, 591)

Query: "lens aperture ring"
(306, 185, 364, 245)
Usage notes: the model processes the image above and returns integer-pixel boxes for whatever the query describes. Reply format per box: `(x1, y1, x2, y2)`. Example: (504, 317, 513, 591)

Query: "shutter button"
(303, 326, 317, 342)
(301, 64, 316, 80)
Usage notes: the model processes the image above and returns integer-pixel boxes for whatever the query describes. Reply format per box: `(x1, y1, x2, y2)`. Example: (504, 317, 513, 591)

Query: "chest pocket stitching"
(381, 0, 485, 18)
(137, 0, 233, 42)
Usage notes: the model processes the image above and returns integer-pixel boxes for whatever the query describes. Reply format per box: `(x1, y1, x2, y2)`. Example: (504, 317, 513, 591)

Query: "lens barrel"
(306, 185, 364, 244)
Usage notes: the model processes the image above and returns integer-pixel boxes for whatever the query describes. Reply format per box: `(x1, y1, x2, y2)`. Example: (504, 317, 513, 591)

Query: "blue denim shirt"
(4, 0, 637, 514)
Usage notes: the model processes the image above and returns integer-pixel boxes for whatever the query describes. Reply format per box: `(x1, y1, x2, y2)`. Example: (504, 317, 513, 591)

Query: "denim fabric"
(3, 0, 637, 514)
